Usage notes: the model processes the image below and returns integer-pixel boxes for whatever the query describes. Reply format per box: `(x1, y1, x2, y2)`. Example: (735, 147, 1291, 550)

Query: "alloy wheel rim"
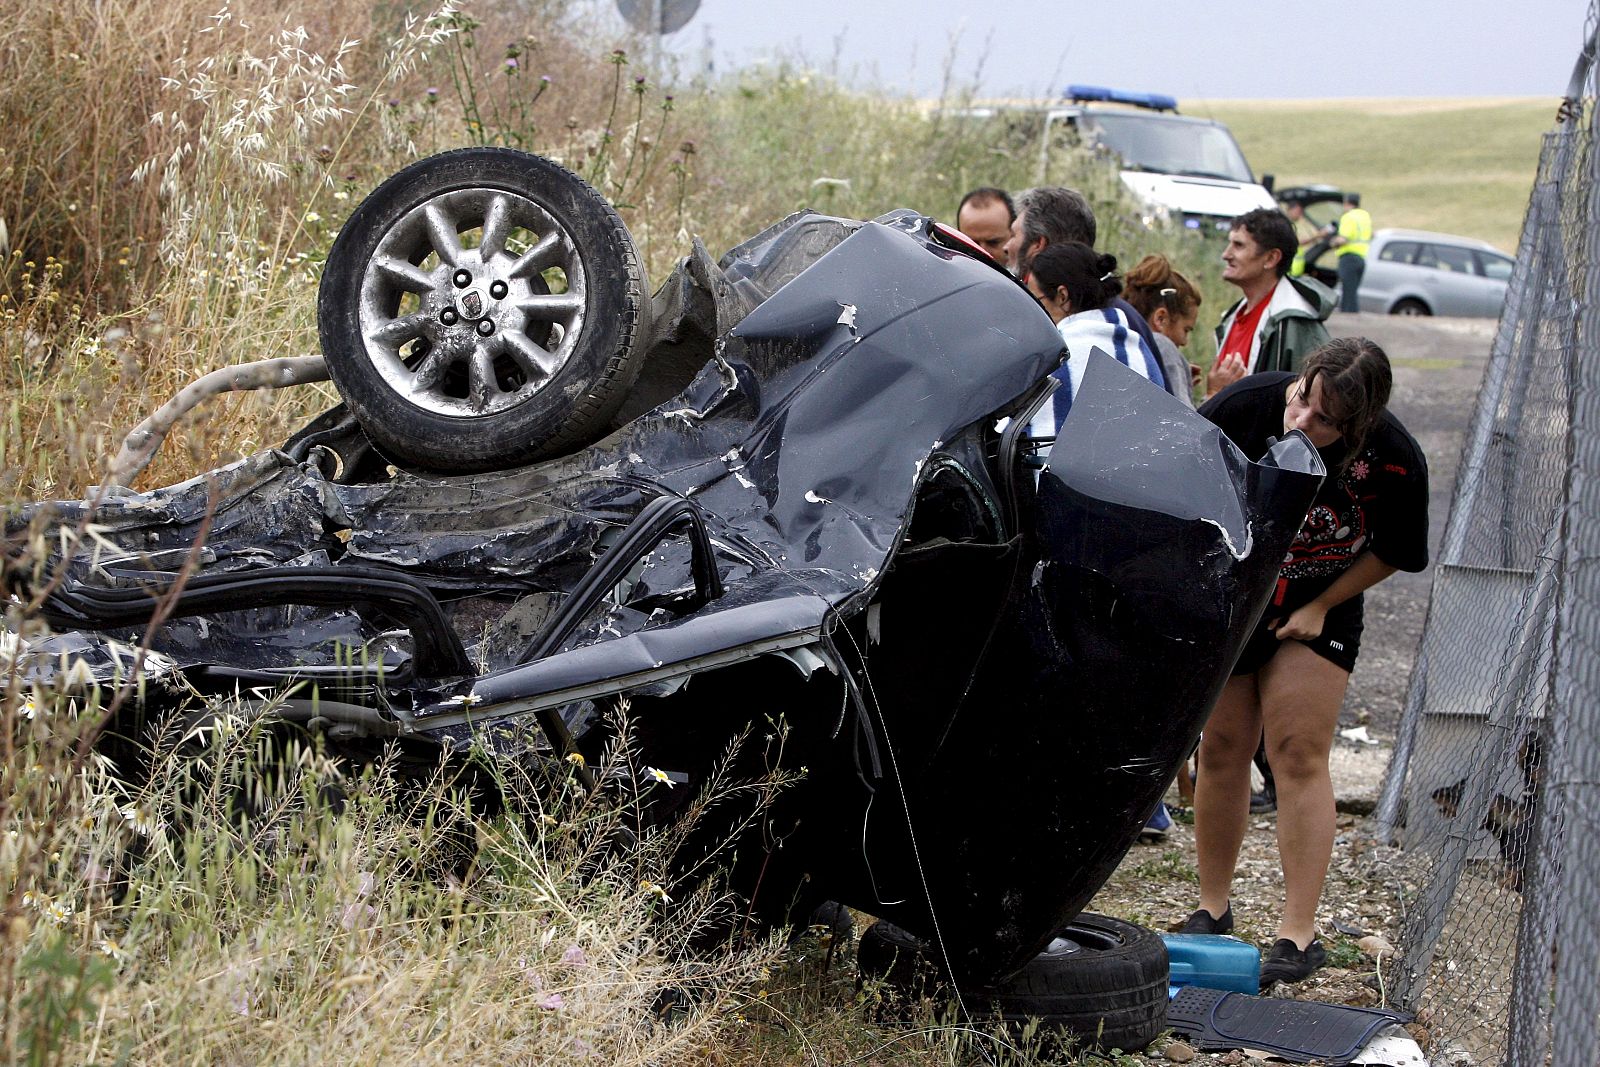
(357, 188, 588, 417)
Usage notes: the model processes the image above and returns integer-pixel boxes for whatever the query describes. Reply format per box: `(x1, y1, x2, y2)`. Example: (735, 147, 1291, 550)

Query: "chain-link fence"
(1371, 9, 1600, 1063)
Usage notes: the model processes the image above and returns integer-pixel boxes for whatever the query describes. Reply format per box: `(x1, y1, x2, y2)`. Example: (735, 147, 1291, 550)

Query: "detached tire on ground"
(857, 913, 1168, 1051)
(318, 148, 647, 473)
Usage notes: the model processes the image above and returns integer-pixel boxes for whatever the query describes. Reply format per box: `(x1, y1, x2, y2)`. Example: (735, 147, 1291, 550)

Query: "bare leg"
(1259, 642, 1350, 948)
(1177, 754, 1196, 805)
(1193, 673, 1263, 918)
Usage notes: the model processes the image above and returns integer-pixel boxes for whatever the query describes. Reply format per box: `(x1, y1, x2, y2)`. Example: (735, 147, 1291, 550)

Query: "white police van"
(1040, 86, 1277, 233)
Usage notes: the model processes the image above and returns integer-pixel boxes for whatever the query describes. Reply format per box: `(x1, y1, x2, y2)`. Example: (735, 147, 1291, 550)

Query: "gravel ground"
(1087, 312, 1496, 1060)
(1085, 814, 1432, 1064)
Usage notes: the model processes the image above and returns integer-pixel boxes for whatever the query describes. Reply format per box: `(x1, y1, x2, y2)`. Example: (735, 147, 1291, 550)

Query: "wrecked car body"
(7, 174, 1324, 986)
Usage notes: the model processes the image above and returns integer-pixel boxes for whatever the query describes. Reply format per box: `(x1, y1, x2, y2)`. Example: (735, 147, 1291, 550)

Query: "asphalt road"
(1322, 311, 1496, 735)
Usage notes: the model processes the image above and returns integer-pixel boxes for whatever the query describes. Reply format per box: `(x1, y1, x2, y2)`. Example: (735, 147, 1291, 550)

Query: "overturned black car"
(7, 149, 1323, 1047)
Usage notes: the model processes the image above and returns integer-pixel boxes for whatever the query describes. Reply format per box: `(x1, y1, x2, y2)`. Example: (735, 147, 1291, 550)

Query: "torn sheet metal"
(767, 356, 1324, 981)
(884, 357, 1322, 978)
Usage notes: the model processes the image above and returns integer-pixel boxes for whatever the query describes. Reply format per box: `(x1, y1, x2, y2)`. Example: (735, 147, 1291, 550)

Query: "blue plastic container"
(1162, 933, 1260, 997)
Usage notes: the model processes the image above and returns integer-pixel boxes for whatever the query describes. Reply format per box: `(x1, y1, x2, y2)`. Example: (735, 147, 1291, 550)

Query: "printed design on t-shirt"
(1282, 447, 1377, 580)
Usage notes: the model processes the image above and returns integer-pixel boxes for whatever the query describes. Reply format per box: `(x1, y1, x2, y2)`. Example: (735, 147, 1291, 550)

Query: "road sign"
(616, 0, 699, 34)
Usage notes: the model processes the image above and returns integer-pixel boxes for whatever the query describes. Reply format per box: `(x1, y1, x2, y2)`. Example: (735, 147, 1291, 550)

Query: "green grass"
(1324, 937, 1368, 971)
(1203, 97, 1550, 253)
(1128, 849, 1199, 885)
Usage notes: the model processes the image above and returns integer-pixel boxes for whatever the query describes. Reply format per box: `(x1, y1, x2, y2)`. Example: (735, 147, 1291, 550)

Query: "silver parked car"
(1356, 228, 1514, 317)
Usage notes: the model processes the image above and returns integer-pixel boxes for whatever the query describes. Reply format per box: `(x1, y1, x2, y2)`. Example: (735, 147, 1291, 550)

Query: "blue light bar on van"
(1065, 84, 1179, 112)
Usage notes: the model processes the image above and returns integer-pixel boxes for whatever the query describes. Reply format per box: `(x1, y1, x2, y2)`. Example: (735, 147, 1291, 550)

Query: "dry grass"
(0, 674, 787, 1064)
(0, 0, 690, 499)
(0, 4, 785, 1061)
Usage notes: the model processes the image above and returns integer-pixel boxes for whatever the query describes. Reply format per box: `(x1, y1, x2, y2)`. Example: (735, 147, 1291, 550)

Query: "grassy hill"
(1201, 97, 1552, 253)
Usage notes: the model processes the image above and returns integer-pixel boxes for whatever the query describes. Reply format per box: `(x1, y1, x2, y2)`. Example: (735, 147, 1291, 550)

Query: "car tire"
(318, 148, 647, 473)
(857, 913, 1169, 1051)
(1390, 297, 1431, 317)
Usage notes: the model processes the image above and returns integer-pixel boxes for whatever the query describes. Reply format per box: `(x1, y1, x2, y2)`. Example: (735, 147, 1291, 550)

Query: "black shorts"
(1231, 598, 1363, 675)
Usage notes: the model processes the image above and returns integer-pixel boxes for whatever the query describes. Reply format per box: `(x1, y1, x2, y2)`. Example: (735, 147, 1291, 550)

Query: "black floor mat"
(1167, 986, 1410, 1064)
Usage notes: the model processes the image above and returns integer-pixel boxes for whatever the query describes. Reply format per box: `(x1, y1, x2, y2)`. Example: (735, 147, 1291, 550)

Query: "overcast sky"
(614, 1, 1593, 100)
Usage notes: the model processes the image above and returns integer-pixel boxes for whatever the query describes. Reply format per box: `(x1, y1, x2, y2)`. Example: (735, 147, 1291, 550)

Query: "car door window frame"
(1424, 242, 1476, 275)
(1379, 240, 1420, 264)
(1476, 251, 1514, 281)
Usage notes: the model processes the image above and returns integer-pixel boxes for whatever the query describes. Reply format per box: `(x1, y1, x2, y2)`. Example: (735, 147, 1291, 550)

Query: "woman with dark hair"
(1182, 337, 1429, 989)
(1024, 242, 1167, 430)
(1123, 253, 1202, 408)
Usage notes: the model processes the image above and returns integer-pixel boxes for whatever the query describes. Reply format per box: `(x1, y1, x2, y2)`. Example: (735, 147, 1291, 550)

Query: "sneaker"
(1259, 938, 1327, 989)
(1178, 906, 1233, 935)
(1139, 802, 1172, 843)
(1250, 788, 1277, 814)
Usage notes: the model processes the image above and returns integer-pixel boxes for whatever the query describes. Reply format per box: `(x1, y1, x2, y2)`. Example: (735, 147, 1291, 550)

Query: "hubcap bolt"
(476, 319, 495, 336)
(440, 308, 459, 325)
(490, 280, 508, 299)
(453, 269, 472, 288)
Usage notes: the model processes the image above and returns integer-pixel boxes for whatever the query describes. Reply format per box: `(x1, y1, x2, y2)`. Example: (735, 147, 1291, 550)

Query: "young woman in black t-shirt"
(1181, 338, 1429, 988)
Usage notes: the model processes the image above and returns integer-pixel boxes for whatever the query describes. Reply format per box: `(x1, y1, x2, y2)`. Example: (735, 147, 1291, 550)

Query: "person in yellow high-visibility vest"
(1284, 200, 1321, 278)
(1331, 192, 1372, 313)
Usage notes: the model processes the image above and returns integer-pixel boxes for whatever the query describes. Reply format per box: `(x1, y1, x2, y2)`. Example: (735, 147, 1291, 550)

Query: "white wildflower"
(120, 804, 158, 837)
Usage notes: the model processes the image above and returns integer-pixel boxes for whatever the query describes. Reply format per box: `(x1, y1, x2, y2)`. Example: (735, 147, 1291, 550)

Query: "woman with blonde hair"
(1123, 253, 1202, 408)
